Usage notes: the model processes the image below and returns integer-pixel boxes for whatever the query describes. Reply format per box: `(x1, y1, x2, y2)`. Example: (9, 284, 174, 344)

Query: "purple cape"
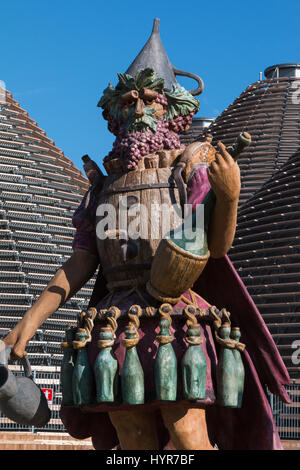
(194, 255, 290, 450)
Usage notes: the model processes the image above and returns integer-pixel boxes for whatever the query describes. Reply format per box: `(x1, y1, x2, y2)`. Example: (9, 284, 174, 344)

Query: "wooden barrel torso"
(96, 168, 182, 289)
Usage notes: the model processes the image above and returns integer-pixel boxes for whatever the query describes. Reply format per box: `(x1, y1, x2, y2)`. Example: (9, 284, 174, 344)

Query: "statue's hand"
(2, 308, 43, 361)
(3, 328, 28, 360)
(207, 141, 241, 203)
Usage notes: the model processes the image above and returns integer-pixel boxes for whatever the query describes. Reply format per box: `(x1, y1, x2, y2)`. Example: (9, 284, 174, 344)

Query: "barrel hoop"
(173, 164, 187, 212)
(99, 182, 176, 197)
(106, 272, 150, 290)
(103, 263, 152, 275)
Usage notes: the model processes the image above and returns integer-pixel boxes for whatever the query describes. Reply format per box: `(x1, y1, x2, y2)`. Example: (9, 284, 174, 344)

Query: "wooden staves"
(96, 167, 182, 290)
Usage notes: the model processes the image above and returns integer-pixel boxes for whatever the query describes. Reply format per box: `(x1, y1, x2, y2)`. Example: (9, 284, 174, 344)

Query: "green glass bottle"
(60, 326, 77, 406)
(72, 329, 95, 406)
(216, 323, 238, 408)
(121, 325, 144, 405)
(155, 316, 177, 401)
(230, 327, 245, 408)
(94, 327, 119, 403)
(182, 324, 207, 400)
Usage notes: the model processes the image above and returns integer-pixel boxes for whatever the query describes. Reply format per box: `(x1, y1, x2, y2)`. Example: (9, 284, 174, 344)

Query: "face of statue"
(121, 88, 160, 118)
(98, 69, 200, 169)
(119, 88, 166, 134)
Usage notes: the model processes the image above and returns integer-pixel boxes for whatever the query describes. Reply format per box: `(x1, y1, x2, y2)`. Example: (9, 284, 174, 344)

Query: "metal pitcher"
(0, 342, 51, 427)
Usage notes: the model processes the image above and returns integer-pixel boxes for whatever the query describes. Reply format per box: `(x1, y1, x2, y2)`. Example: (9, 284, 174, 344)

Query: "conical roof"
(0, 88, 95, 369)
(126, 18, 204, 96)
(229, 149, 300, 379)
(183, 65, 300, 206)
(180, 117, 214, 144)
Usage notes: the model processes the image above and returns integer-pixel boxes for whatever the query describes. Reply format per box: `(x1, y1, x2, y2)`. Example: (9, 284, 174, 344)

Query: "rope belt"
(96, 305, 222, 321)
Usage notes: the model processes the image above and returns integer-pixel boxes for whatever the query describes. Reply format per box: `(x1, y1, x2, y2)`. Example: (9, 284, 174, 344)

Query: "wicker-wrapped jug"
(147, 207, 210, 304)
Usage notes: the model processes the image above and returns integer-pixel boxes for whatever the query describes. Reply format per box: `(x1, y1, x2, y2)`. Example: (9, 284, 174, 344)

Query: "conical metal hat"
(126, 18, 177, 91)
(126, 18, 204, 96)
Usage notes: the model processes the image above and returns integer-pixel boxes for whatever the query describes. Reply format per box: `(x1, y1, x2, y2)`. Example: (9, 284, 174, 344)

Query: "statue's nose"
(134, 98, 144, 118)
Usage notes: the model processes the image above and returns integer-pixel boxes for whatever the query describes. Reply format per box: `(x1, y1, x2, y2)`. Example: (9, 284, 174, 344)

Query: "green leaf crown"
(98, 68, 200, 123)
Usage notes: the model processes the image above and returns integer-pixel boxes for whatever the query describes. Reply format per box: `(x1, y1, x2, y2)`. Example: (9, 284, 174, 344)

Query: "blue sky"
(1, 0, 299, 174)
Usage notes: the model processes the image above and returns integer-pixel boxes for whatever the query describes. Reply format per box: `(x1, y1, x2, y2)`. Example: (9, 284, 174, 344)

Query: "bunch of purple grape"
(155, 93, 168, 107)
(168, 110, 196, 134)
(103, 92, 195, 170)
(104, 120, 182, 170)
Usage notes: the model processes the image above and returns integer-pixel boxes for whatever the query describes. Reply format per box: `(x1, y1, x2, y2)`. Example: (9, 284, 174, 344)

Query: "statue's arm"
(3, 248, 99, 359)
(207, 142, 241, 259)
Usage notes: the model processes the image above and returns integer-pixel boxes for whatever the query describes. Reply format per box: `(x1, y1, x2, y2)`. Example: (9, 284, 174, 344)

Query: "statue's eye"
(121, 99, 135, 109)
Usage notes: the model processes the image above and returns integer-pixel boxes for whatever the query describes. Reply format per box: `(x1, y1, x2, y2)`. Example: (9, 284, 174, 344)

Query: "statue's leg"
(108, 409, 159, 450)
(160, 405, 215, 450)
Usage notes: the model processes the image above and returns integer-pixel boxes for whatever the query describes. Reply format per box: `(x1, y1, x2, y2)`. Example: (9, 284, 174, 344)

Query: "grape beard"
(104, 94, 196, 170)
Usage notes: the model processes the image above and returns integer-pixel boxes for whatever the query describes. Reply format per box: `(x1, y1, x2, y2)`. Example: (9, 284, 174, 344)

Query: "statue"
(2, 19, 290, 450)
